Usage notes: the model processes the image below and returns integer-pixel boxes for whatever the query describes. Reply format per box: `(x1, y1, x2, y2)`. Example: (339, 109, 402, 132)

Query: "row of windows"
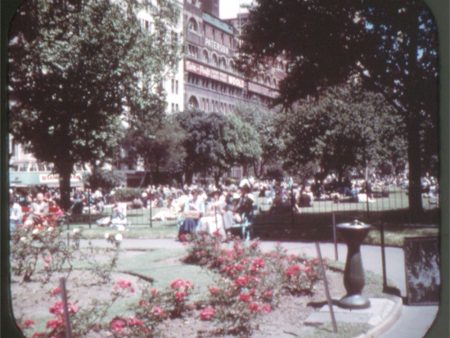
(187, 44, 280, 88)
(187, 17, 236, 49)
(187, 73, 243, 97)
(187, 44, 237, 72)
(188, 95, 236, 114)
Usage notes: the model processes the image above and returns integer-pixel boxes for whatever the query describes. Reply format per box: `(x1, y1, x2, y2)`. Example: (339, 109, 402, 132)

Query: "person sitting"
(178, 190, 205, 237)
(222, 180, 256, 240)
(197, 189, 226, 236)
(26, 192, 49, 226)
(9, 197, 23, 231)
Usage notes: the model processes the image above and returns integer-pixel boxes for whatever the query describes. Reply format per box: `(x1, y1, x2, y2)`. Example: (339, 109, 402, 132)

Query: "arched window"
(229, 60, 235, 72)
(203, 50, 209, 63)
(212, 53, 219, 67)
(188, 18, 198, 32)
(188, 96, 199, 109)
(220, 57, 227, 69)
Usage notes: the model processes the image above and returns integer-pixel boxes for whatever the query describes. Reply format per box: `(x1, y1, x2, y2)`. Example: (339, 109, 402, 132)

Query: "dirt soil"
(11, 248, 346, 338)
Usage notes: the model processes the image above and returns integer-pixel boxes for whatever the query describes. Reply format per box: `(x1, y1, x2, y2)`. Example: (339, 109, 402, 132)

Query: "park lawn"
(62, 193, 440, 247)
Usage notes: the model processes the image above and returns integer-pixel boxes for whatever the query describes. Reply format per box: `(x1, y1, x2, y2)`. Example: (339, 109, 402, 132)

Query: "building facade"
(182, 0, 285, 114)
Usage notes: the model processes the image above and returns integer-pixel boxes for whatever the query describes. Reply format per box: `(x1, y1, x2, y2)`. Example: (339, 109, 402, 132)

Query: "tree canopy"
(175, 110, 261, 184)
(281, 84, 407, 181)
(234, 103, 284, 177)
(8, 0, 180, 208)
(238, 0, 439, 216)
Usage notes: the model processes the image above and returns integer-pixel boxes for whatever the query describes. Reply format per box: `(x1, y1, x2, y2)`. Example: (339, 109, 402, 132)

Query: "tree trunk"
(407, 116, 423, 220)
(58, 162, 73, 211)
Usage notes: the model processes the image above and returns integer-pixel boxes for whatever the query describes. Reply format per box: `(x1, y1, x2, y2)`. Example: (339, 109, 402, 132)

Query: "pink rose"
(200, 306, 215, 321)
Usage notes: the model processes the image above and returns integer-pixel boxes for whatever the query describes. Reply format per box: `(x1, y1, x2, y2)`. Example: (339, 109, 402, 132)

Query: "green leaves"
(9, 0, 179, 206)
(282, 84, 407, 179)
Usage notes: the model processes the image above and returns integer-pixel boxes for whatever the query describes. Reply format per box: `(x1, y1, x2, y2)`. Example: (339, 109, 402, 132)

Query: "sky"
(219, 0, 254, 19)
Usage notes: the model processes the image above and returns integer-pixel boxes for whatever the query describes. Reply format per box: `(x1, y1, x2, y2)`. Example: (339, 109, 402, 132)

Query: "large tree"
(238, 0, 438, 217)
(281, 83, 407, 182)
(122, 115, 187, 184)
(235, 103, 284, 177)
(8, 0, 180, 209)
(176, 110, 261, 184)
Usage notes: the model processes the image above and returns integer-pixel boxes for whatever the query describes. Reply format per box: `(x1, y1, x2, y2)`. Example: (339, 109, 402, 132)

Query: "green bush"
(113, 188, 145, 202)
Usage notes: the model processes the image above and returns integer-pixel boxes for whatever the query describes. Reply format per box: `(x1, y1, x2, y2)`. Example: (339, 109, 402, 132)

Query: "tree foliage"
(122, 115, 187, 181)
(234, 103, 284, 177)
(8, 0, 180, 208)
(282, 84, 407, 180)
(175, 110, 261, 184)
(239, 0, 438, 215)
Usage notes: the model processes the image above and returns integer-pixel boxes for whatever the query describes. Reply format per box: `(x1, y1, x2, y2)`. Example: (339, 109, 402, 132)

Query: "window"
(203, 50, 209, 63)
(171, 79, 175, 93)
(188, 96, 199, 109)
(188, 18, 198, 32)
(212, 54, 219, 67)
(175, 104, 179, 112)
(175, 80, 179, 94)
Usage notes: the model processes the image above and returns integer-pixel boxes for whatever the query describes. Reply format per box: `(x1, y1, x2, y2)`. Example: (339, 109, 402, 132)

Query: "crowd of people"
(9, 172, 439, 233)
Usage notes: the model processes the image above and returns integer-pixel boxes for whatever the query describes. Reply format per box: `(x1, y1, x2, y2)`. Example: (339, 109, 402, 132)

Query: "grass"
(62, 194, 440, 247)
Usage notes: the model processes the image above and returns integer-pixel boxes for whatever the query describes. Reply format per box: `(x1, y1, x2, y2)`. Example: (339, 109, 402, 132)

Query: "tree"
(235, 103, 284, 177)
(222, 113, 262, 177)
(281, 84, 407, 182)
(8, 0, 180, 209)
(122, 115, 187, 184)
(176, 110, 261, 184)
(238, 0, 438, 217)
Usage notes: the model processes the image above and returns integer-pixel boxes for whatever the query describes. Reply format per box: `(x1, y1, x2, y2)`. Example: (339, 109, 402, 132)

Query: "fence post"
(332, 212, 338, 261)
(88, 190, 91, 229)
(59, 277, 73, 338)
(149, 198, 153, 228)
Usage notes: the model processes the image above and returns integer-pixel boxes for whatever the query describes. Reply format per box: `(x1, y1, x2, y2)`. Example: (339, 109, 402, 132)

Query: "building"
(182, 0, 285, 114)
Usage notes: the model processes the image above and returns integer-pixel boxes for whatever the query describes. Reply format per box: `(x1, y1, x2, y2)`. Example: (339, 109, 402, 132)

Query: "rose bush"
(10, 215, 81, 282)
(183, 233, 322, 335)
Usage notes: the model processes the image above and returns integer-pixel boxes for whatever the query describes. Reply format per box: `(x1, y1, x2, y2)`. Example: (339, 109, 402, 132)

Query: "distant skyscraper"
(201, 0, 220, 17)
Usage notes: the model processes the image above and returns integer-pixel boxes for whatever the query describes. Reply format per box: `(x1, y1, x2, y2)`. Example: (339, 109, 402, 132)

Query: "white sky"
(219, 0, 254, 19)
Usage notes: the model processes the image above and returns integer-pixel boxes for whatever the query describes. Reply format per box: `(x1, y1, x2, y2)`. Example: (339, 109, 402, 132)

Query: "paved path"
(85, 238, 439, 337)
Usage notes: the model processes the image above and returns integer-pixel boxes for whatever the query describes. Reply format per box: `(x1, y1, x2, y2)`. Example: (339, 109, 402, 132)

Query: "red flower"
(234, 276, 249, 287)
(49, 301, 64, 315)
(110, 318, 127, 333)
(249, 302, 260, 313)
(208, 287, 220, 295)
(23, 319, 34, 328)
(46, 318, 63, 329)
(285, 264, 301, 277)
(127, 317, 144, 327)
(175, 291, 186, 302)
(263, 290, 273, 299)
(239, 292, 251, 303)
(32, 333, 46, 338)
(170, 279, 193, 291)
(115, 279, 135, 293)
(200, 306, 215, 321)
(50, 287, 61, 297)
(151, 306, 166, 318)
(261, 303, 272, 314)
(251, 258, 265, 269)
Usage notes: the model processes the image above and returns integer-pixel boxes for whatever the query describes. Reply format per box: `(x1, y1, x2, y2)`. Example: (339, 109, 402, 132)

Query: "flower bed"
(15, 232, 327, 337)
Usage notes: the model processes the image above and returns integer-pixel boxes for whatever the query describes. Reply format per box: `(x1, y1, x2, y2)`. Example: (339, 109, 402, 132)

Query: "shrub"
(112, 188, 145, 202)
(10, 216, 81, 283)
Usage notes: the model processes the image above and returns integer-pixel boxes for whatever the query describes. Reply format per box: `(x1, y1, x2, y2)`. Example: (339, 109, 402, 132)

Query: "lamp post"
(337, 219, 371, 309)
